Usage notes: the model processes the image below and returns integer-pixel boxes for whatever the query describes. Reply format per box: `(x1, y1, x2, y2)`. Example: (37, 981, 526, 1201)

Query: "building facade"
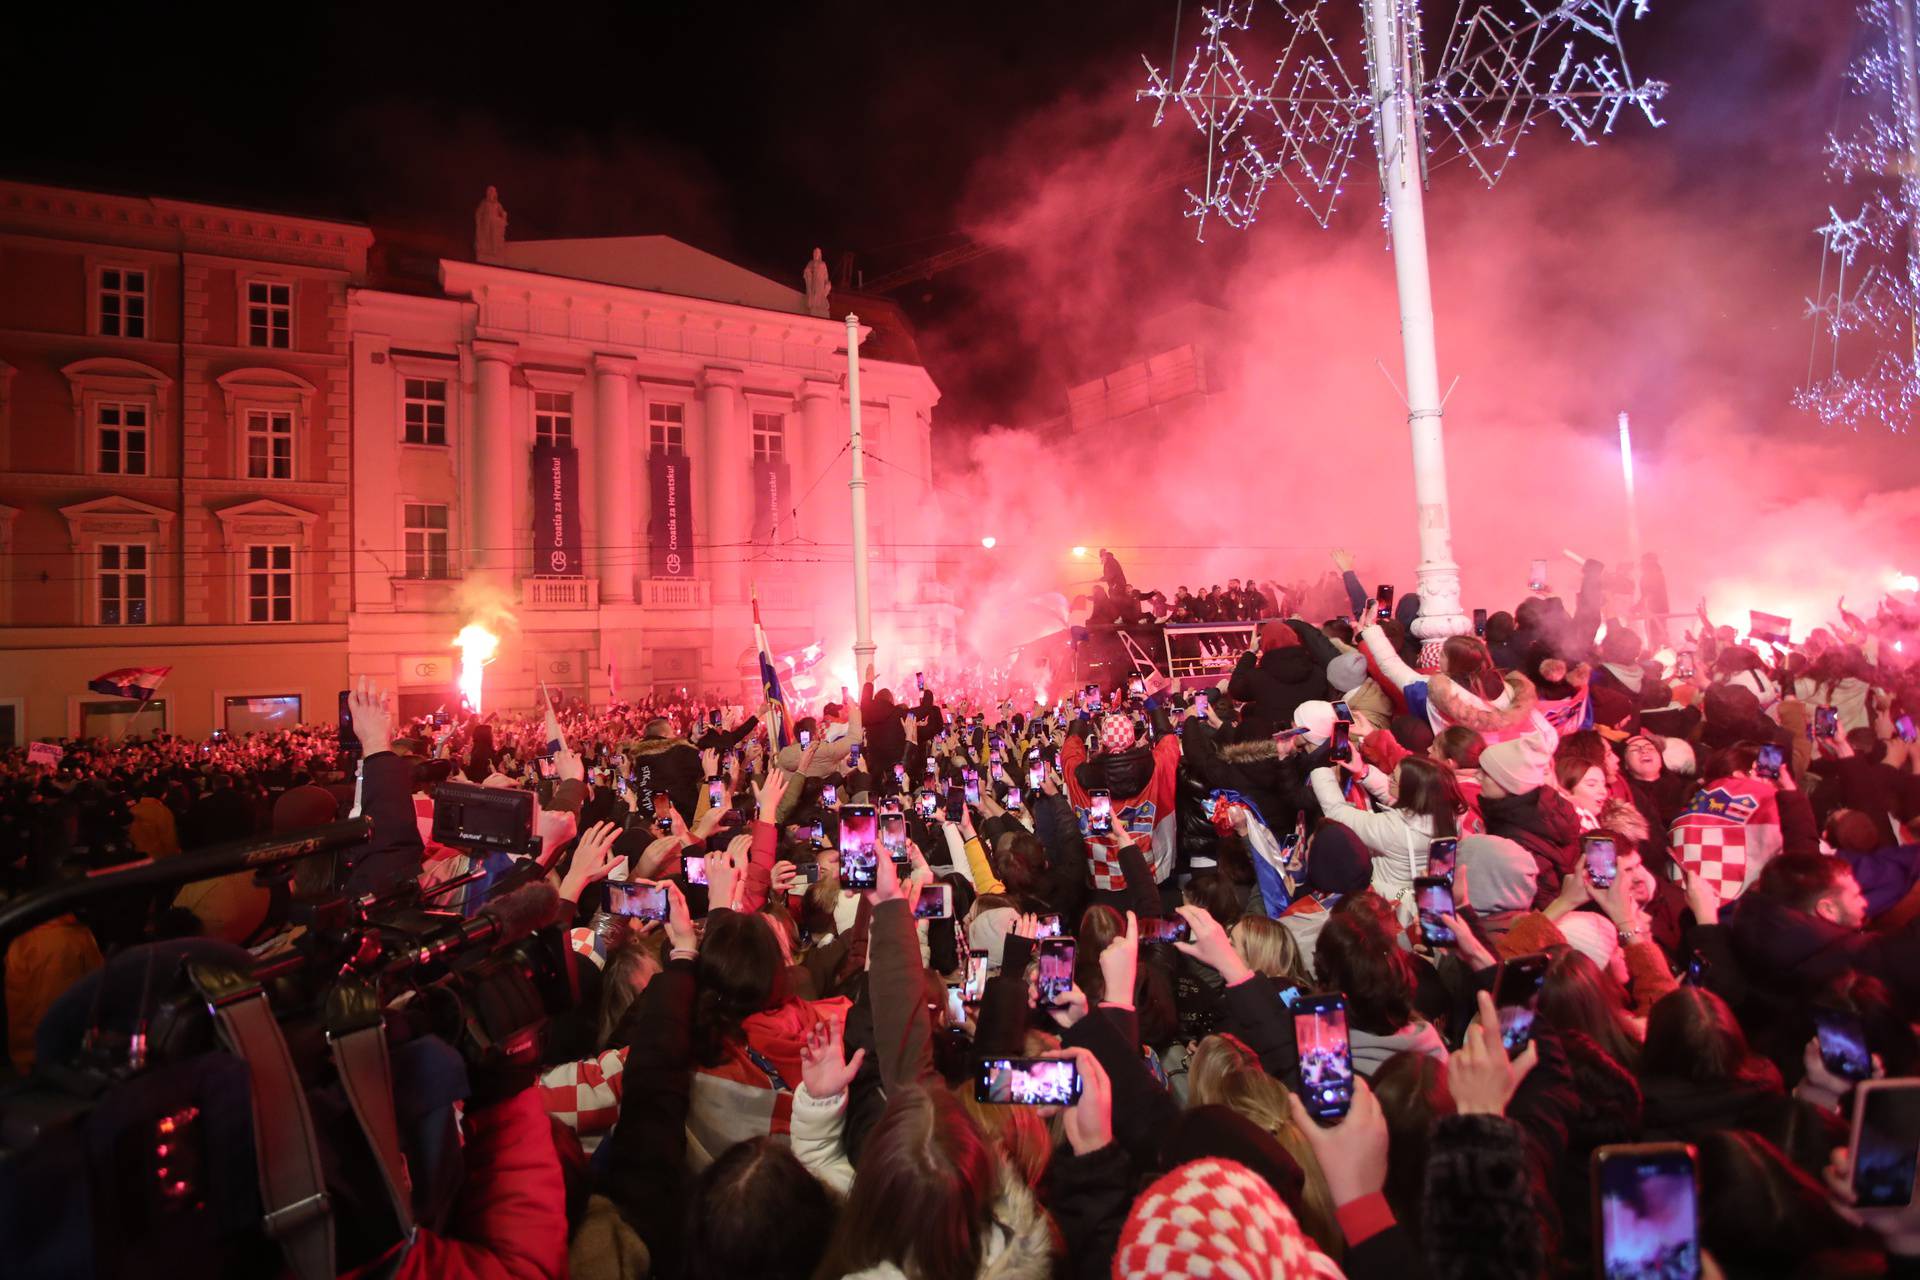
(348, 230, 946, 717)
(0, 182, 370, 743)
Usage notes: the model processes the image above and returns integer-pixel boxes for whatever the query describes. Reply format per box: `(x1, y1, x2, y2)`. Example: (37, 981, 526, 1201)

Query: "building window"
(403, 377, 448, 445)
(98, 267, 148, 339)
(97, 401, 150, 475)
(403, 502, 450, 579)
(246, 544, 294, 622)
(534, 391, 573, 447)
(245, 408, 294, 480)
(751, 410, 785, 459)
(246, 280, 292, 348)
(97, 543, 149, 625)
(648, 402, 686, 454)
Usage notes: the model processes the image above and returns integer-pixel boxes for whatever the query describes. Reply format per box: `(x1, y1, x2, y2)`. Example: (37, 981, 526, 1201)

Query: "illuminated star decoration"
(1138, 0, 1668, 240)
(1796, 0, 1920, 433)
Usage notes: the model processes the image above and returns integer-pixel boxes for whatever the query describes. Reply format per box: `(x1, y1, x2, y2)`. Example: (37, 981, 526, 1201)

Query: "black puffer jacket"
(1480, 786, 1582, 908)
(1228, 645, 1328, 739)
(1072, 745, 1156, 800)
(628, 736, 704, 821)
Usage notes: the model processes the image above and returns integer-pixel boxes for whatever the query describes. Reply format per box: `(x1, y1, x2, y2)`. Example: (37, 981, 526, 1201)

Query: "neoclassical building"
(0, 181, 949, 740)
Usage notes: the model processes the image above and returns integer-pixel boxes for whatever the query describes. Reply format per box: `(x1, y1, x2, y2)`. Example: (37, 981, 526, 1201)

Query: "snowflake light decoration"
(1796, 0, 1920, 432)
(1138, 0, 1668, 240)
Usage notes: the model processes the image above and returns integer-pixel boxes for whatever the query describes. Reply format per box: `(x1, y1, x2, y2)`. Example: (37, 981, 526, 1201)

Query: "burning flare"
(454, 623, 500, 714)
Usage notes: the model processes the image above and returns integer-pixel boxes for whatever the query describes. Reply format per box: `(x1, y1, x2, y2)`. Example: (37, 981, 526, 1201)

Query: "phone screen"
(975, 1057, 1082, 1105)
(1898, 715, 1917, 743)
(1088, 790, 1113, 834)
(1140, 916, 1191, 944)
(1426, 837, 1458, 879)
(1004, 787, 1022, 810)
(1584, 835, 1618, 888)
(799, 729, 812, 748)
(1027, 764, 1045, 790)
(707, 777, 726, 808)
(1474, 608, 1488, 636)
(916, 789, 938, 818)
(1496, 954, 1550, 1055)
(1332, 700, 1352, 723)
(964, 770, 981, 806)
(1817, 705, 1840, 739)
(652, 791, 673, 833)
(1330, 721, 1352, 764)
(1033, 913, 1064, 939)
(1035, 937, 1075, 1007)
(963, 950, 989, 1001)
(894, 763, 909, 787)
(1416, 877, 1456, 947)
(1854, 1083, 1920, 1207)
(913, 884, 953, 919)
(945, 786, 965, 823)
(1596, 1145, 1701, 1279)
(1755, 744, 1784, 782)
(1529, 559, 1548, 591)
(882, 815, 907, 853)
(1676, 649, 1696, 680)
(683, 855, 709, 886)
(1816, 1007, 1874, 1083)
(838, 806, 878, 890)
(821, 783, 839, 807)
(1376, 584, 1394, 615)
(605, 879, 668, 922)
(1293, 995, 1354, 1124)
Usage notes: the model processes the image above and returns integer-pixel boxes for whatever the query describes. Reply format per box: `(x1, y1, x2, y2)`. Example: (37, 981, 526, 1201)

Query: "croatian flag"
(1749, 611, 1792, 646)
(88, 666, 171, 701)
(541, 683, 566, 755)
(753, 591, 791, 749)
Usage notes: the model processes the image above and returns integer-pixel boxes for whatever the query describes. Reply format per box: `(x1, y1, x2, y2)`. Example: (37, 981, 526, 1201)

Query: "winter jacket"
(1064, 731, 1182, 885)
(686, 987, 852, 1169)
(1480, 787, 1582, 908)
(1421, 1115, 1548, 1280)
(859, 682, 910, 779)
(602, 957, 695, 1275)
(626, 737, 705, 823)
(387, 1088, 568, 1280)
(127, 795, 180, 858)
(1810, 755, 1920, 847)
(1727, 888, 1920, 1010)
(1309, 764, 1435, 906)
(1229, 645, 1329, 739)
(1350, 1019, 1450, 1077)
(5, 914, 104, 1072)
(346, 750, 425, 897)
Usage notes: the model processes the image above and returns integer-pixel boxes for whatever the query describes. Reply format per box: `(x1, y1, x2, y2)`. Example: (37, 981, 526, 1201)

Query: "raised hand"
(799, 1016, 866, 1100)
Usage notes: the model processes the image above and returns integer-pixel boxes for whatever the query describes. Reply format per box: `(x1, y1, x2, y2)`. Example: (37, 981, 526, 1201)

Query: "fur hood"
(1219, 737, 1283, 764)
(1426, 671, 1538, 735)
(626, 736, 694, 759)
(840, 1166, 1055, 1280)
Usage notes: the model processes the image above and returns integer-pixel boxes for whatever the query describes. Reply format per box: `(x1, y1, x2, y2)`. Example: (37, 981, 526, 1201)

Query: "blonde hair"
(1231, 915, 1307, 987)
(954, 1085, 1053, 1188)
(1186, 1035, 1344, 1259)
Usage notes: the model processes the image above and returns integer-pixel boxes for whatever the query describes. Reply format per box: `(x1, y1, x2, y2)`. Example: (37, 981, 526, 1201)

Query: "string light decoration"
(1138, 0, 1667, 240)
(1796, 0, 1920, 432)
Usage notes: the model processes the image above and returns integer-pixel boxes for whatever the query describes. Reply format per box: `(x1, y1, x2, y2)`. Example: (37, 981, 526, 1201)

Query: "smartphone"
(915, 789, 938, 818)
(537, 756, 557, 779)
(1495, 953, 1550, 1055)
(710, 708, 723, 726)
(683, 855, 709, 886)
(893, 762, 909, 788)
(882, 814, 908, 853)
(652, 790, 673, 834)
(820, 782, 839, 808)
(1193, 692, 1210, 718)
(914, 883, 953, 920)
(1754, 742, 1784, 782)
(1140, 916, 1191, 945)
(846, 743, 861, 768)
(945, 785, 966, 823)
(1027, 763, 1046, 790)
(964, 770, 981, 806)
(794, 861, 828, 885)
(1852, 1080, 1920, 1207)
(1330, 721, 1353, 765)
(1426, 836, 1458, 880)
(1593, 1143, 1701, 1280)
(1898, 715, 1918, 744)
(962, 948, 989, 999)
(1473, 607, 1488, 637)
(926, 755, 941, 781)
(798, 728, 813, 748)
(1035, 936, 1075, 1007)
(605, 878, 668, 922)
(338, 690, 359, 759)
(1087, 789, 1113, 835)
(1292, 993, 1354, 1125)
(707, 776, 726, 808)
(1583, 834, 1619, 889)
(1815, 1006, 1875, 1083)
(838, 804, 878, 891)
(1816, 705, 1841, 740)
(1332, 700, 1352, 724)
(1415, 875, 1457, 947)
(1375, 583, 1395, 615)
(614, 774, 632, 802)
(975, 1056, 1082, 1106)
(1529, 559, 1548, 592)
(1033, 913, 1064, 940)
(916, 671, 926, 691)
(1004, 787, 1023, 810)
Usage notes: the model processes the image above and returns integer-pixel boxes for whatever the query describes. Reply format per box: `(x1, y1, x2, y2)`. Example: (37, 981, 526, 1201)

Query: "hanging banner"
(649, 452, 695, 578)
(531, 442, 584, 576)
(751, 456, 790, 544)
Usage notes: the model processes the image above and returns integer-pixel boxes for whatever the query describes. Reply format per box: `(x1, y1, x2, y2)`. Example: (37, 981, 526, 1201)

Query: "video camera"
(0, 811, 578, 1280)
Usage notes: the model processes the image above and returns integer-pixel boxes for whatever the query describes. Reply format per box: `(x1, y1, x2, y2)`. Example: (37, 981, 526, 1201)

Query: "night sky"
(1, 1, 1863, 432)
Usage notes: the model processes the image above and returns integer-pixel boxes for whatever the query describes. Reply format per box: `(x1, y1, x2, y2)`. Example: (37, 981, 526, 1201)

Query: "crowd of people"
(6, 548, 1920, 1279)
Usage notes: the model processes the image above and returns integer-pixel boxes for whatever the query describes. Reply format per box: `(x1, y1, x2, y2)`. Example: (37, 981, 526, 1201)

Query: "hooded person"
(1476, 714, 1583, 907)
(1229, 622, 1332, 740)
(1327, 650, 1393, 734)
(1062, 711, 1182, 886)
(1455, 832, 1540, 951)
(1591, 628, 1670, 711)
(1279, 822, 1372, 977)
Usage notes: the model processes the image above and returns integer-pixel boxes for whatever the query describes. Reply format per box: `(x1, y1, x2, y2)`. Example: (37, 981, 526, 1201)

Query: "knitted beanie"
(1114, 1157, 1328, 1280)
(1479, 724, 1556, 795)
(1100, 714, 1138, 754)
(1327, 651, 1370, 693)
(1261, 621, 1302, 652)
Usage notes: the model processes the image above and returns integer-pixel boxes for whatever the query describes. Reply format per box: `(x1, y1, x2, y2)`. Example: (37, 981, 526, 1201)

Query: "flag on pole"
(1748, 611, 1792, 646)
(541, 682, 567, 755)
(607, 659, 619, 705)
(87, 666, 171, 701)
(753, 589, 791, 749)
